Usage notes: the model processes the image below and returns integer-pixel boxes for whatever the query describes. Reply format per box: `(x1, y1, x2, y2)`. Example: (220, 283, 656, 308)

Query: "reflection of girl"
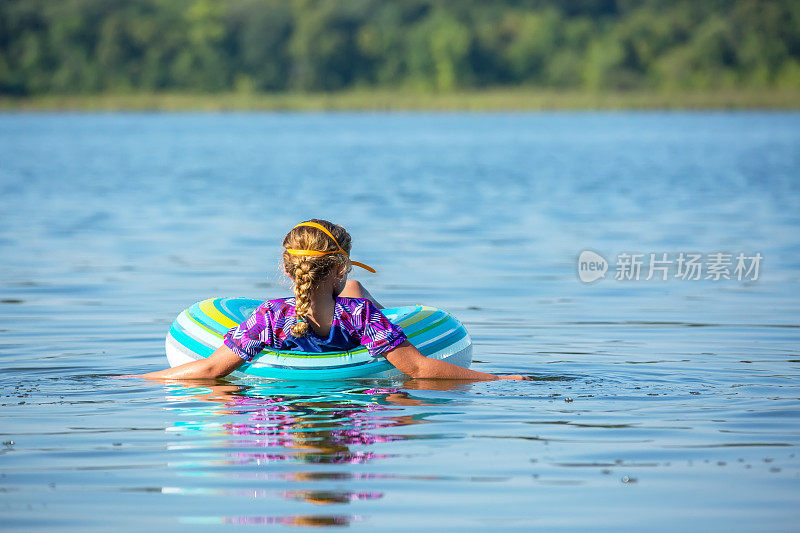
(144, 219, 528, 381)
(224, 393, 407, 459)
(182, 384, 424, 465)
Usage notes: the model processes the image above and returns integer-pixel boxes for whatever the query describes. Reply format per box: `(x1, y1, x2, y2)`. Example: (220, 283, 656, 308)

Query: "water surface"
(1, 112, 799, 531)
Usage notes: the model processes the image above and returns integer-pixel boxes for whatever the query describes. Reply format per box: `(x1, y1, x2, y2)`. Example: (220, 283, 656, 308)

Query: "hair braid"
(291, 261, 314, 336)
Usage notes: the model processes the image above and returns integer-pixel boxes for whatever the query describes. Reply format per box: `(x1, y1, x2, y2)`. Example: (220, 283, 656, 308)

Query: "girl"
(143, 219, 528, 381)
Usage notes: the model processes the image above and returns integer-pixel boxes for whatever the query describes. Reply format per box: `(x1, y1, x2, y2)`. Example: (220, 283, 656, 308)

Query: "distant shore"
(1, 89, 798, 112)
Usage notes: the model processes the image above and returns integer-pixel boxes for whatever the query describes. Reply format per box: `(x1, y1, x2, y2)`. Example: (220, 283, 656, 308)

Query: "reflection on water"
(162, 381, 446, 526)
(180, 514, 358, 527)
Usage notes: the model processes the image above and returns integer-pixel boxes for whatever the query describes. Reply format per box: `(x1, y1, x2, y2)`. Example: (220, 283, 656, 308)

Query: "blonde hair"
(282, 219, 352, 337)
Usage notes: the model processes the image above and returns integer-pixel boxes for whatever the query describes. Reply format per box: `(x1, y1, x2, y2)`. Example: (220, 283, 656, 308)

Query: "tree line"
(1, 0, 799, 95)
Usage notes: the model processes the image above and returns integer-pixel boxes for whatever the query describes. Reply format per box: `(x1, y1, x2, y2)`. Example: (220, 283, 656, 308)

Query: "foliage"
(1, 0, 799, 95)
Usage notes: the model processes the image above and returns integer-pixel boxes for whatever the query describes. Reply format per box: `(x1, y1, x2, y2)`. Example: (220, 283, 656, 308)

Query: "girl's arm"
(140, 344, 244, 380)
(384, 341, 529, 381)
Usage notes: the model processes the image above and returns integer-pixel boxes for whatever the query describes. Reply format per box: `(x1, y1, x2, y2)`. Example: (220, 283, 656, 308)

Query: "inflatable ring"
(165, 297, 473, 380)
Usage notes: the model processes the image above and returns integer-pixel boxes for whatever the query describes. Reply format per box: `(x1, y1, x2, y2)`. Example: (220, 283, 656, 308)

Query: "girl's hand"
(499, 375, 531, 381)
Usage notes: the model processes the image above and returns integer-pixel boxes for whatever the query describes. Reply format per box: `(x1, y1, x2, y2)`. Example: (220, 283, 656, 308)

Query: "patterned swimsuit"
(223, 296, 407, 361)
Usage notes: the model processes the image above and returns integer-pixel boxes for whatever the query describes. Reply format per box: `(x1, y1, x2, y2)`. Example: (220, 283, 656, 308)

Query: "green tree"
(407, 9, 472, 91)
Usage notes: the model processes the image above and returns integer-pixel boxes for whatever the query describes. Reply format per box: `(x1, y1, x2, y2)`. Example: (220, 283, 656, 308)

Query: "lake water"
(1, 112, 799, 531)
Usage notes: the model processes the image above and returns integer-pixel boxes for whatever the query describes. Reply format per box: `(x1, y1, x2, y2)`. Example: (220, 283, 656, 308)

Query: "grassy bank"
(1, 89, 799, 111)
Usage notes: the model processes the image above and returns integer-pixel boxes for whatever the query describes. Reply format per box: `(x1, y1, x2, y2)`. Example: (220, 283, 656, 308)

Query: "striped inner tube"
(165, 297, 472, 379)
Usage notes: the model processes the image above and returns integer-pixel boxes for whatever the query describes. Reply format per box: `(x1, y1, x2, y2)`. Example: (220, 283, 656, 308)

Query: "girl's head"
(281, 219, 353, 337)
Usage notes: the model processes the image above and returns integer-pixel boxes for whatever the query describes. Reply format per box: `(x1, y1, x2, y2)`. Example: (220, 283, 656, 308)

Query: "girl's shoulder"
(335, 297, 383, 322)
(265, 296, 295, 306)
(335, 296, 370, 311)
(258, 297, 296, 318)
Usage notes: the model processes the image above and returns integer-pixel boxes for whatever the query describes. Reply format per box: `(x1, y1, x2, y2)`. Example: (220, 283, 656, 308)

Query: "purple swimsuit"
(223, 297, 407, 361)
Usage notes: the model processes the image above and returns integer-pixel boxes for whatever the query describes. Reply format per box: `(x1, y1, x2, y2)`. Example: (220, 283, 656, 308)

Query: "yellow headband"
(284, 222, 376, 273)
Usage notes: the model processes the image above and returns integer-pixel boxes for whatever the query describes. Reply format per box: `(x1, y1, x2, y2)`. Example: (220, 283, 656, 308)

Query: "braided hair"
(281, 219, 352, 337)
